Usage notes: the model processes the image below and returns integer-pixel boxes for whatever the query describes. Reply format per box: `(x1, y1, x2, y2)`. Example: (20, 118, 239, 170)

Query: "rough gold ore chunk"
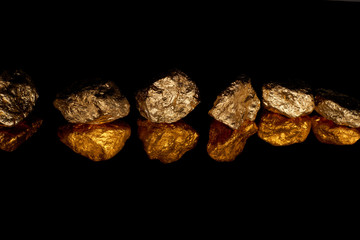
(312, 115, 360, 145)
(0, 117, 43, 152)
(0, 70, 39, 127)
(257, 111, 311, 146)
(137, 119, 199, 164)
(314, 89, 360, 128)
(207, 119, 258, 162)
(54, 79, 130, 124)
(262, 81, 315, 118)
(135, 69, 200, 123)
(208, 75, 260, 130)
(58, 120, 131, 161)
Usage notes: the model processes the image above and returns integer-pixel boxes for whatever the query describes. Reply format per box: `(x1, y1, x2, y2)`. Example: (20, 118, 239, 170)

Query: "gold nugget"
(58, 120, 131, 161)
(207, 119, 258, 162)
(208, 75, 260, 130)
(137, 119, 199, 164)
(0, 117, 43, 152)
(0, 70, 39, 127)
(312, 115, 360, 145)
(314, 89, 360, 128)
(135, 69, 200, 123)
(258, 111, 311, 146)
(54, 79, 130, 124)
(262, 81, 314, 118)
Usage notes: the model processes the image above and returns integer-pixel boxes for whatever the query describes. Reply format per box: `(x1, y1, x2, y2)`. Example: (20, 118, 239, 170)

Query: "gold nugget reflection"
(137, 119, 199, 164)
(312, 115, 360, 145)
(258, 111, 311, 146)
(207, 119, 258, 162)
(0, 116, 43, 152)
(58, 120, 131, 161)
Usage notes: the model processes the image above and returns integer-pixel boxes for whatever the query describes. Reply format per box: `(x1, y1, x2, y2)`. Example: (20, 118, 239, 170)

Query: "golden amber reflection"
(0, 116, 43, 152)
(137, 119, 199, 164)
(312, 115, 360, 145)
(207, 119, 258, 162)
(258, 111, 311, 146)
(58, 120, 131, 161)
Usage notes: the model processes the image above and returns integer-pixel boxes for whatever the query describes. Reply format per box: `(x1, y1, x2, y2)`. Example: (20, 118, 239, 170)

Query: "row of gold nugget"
(1, 70, 359, 163)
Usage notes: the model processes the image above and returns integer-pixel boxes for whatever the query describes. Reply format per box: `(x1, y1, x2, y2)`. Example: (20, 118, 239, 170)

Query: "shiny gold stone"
(0, 116, 43, 152)
(58, 120, 131, 161)
(262, 80, 315, 118)
(0, 70, 39, 127)
(135, 69, 200, 123)
(208, 74, 260, 130)
(314, 89, 360, 128)
(54, 79, 130, 124)
(207, 119, 258, 162)
(258, 111, 311, 146)
(312, 115, 360, 145)
(137, 119, 199, 164)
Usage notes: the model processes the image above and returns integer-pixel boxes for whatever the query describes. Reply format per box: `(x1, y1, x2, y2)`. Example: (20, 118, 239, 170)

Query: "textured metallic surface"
(258, 111, 311, 146)
(0, 116, 42, 152)
(58, 120, 131, 161)
(54, 79, 130, 124)
(262, 81, 315, 118)
(207, 119, 257, 162)
(137, 119, 199, 164)
(135, 70, 200, 123)
(314, 89, 360, 128)
(0, 70, 39, 127)
(208, 75, 260, 130)
(312, 115, 360, 145)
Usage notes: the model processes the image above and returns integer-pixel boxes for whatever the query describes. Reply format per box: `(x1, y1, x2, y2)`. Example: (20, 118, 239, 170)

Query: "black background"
(1, 2, 359, 199)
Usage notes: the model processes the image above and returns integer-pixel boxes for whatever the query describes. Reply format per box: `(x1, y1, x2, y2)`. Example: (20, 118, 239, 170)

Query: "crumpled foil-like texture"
(58, 120, 131, 161)
(0, 70, 39, 127)
(54, 79, 130, 124)
(137, 119, 199, 164)
(0, 116, 42, 152)
(135, 70, 200, 123)
(208, 75, 260, 130)
(207, 119, 258, 162)
(314, 89, 360, 128)
(262, 81, 314, 118)
(312, 115, 360, 145)
(258, 111, 311, 146)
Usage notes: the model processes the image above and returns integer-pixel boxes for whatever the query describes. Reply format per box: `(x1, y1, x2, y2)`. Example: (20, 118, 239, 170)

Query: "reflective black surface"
(1, 2, 359, 192)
